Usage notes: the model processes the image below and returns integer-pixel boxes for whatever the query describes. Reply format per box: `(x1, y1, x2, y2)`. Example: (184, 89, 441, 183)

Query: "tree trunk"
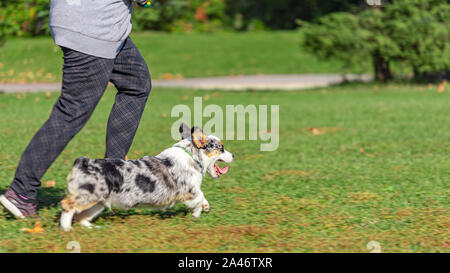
(372, 51, 392, 82)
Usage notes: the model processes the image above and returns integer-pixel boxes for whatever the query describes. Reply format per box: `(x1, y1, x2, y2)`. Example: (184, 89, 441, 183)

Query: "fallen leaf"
(438, 82, 445, 93)
(360, 148, 375, 157)
(45, 92, 51, 99)
(45, 180, 56, 188)
(310, 128, 322, 135)
(125, 155, 129, 160)
(20, 222, 44, 233)
(301, 127, 341, 136)
(161, 73, 174, 80)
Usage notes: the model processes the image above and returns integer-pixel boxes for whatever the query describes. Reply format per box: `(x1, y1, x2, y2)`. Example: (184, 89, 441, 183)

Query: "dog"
(59, 123, 233, 231)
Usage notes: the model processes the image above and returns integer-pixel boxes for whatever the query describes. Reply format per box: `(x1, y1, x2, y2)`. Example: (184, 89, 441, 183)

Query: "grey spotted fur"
(59, 123, 234, 231)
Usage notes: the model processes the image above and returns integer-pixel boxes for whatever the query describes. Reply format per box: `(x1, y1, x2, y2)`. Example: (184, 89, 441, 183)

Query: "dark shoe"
(0, 188, 39, 218)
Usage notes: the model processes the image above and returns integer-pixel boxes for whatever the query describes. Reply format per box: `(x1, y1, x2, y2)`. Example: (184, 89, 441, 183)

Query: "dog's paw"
(80, 220, 101, 229)
(192, 210, 202, 219)
(202, 202, 210, 212)
(61, 226, 73, 232)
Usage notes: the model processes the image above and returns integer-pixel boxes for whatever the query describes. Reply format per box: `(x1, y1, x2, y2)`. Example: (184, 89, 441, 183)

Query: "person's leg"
(9, 48, 115, 201)
(105, 38, 152, 159)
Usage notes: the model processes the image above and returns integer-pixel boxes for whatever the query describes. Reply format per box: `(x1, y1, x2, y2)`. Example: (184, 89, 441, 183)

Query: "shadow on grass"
(0, 186, 65, 217)
(1, 186, 189, 222)
(104, 205, 190, 220)
(0, 186, 62, 220)
(37, 187, 66, 210)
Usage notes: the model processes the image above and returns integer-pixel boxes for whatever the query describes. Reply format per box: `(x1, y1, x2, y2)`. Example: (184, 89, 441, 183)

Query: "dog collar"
(178, 147, 203, 170)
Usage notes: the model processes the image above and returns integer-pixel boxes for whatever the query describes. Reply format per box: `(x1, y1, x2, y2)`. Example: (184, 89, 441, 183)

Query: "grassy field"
(0, 84, 448, 253)
(0, 31, 360, 83)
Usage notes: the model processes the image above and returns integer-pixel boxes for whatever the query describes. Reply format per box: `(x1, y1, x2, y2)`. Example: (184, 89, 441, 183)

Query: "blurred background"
(0, 0, 448, 83)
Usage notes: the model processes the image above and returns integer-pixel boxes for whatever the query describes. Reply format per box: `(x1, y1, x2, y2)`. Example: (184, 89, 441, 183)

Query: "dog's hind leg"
(75, 202, 105, 229)
(60, 195, 99, 232)
(60, 196, 75, 232)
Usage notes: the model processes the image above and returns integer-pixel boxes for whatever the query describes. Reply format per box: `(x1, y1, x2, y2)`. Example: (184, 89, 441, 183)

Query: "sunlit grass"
(0, 31, 355, 83)
(0, 83, 449, 252)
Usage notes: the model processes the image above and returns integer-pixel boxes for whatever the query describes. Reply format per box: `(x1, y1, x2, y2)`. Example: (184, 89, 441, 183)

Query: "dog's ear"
(179, 123, 191, 140)
(191, 127, 207, 149)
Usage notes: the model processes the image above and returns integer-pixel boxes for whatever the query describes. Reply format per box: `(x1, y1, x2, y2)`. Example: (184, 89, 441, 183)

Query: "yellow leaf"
(20, 222, 44, 233)
(310, 127, 322, 135)
(438, 82, 445, 93)
(360, 148, 375, 157)
(160, 73, 174, 80)
(45, 180, 56, 188)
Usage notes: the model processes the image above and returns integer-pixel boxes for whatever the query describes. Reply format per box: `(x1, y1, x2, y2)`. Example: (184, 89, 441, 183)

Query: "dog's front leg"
(202, 197, 210, 212)
(184, 191, 204, 218)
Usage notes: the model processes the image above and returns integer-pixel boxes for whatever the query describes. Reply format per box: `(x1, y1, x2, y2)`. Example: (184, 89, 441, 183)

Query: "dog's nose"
(232, 154, 234, 159)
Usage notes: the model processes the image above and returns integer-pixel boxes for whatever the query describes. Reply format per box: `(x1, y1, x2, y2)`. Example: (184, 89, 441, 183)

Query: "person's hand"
(135, 0, 152, 7)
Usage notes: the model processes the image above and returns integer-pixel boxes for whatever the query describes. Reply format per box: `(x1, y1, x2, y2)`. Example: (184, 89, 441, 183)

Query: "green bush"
(301, 13, 373, 74)
(0, 15, 6, 46)
(133, 0, 229, 33)
(300, 0, 450, 81)
(383, 0, 450, 79)
(0, 0, 50, 37)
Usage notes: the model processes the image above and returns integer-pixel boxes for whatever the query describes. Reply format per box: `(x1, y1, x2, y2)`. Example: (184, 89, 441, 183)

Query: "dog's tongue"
(214, 163, 229, 175)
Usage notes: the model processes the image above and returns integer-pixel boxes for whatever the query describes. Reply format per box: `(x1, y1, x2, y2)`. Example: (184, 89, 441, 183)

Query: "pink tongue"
(214, 163, 229, 175)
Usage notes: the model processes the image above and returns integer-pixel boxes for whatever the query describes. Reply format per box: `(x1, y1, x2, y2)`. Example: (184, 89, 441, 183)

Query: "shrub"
(383, 0, 450, 79)
(133, 0, 229, 33)
(300, 0, 450, 81)
(0, 0, 50, 37)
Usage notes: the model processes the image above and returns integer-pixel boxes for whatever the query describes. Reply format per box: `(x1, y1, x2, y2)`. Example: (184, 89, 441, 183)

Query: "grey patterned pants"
(10, 38, 152, 200)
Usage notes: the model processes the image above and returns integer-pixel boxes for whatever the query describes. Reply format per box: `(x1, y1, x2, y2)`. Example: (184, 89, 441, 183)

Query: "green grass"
(0, 84, 449, 252)
(0, 31, 353, 83)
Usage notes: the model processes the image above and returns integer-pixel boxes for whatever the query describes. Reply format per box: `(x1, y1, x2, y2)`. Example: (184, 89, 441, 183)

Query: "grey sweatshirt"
(49, 0, 147, 59)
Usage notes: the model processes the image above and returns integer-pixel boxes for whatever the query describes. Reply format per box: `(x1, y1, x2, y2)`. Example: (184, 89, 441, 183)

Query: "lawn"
(0, 31, 358, 83)
(0, 84, 448, 252)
